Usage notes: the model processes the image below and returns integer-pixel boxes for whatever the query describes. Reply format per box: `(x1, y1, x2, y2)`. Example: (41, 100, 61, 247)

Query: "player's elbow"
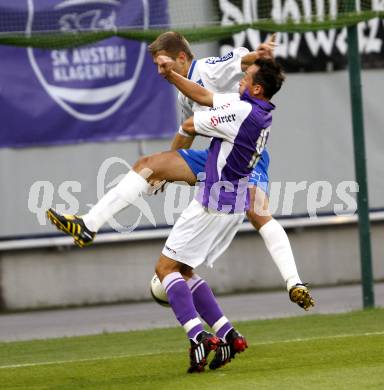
(182, 126, 195, 136)
(193, 90, 213, 107)
(201, 92, 213, 107)
(181, 117, 196, 136)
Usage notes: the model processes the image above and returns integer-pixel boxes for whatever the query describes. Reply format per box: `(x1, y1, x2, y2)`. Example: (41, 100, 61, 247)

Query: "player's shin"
(187, 275, 248, 369)
(162, 272, 204, 342)
(258, 218, 302, 290)
(82, 170, 149, 232)
(187, 274, 233, 341)
(162, 272, 220, 372)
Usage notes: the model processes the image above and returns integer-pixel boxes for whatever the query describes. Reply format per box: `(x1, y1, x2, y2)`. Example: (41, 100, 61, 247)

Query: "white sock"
(259, 219, 302, 291)
(83, 170, 149, 232)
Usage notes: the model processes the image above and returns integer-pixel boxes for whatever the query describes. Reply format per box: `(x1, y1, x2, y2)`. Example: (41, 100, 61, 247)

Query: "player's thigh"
(247, 150, 272, 230)
(133, 150, 196, 184)
(247, 185, 272, 230)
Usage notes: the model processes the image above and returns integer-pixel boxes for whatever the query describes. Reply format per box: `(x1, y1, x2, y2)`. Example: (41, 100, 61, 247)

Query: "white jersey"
(178, 47, 249, 123)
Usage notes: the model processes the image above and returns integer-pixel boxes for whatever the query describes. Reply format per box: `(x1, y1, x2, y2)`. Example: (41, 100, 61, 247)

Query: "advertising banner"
(219, 0, 384, 72)
(0, 0, 177, 148)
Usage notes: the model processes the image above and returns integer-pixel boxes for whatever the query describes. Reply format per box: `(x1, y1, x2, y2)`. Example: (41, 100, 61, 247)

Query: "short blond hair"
(148, 31, 194, 60)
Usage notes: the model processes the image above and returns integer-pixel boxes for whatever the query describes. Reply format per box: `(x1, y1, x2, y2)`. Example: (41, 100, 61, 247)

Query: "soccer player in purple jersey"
(154, 56, 284, 372)
(47, 33, 314, 315)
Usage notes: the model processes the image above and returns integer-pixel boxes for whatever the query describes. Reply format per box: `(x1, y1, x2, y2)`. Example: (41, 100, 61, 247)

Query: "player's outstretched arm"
(157, 56, 214, 107)
(167, 70, 213, 107)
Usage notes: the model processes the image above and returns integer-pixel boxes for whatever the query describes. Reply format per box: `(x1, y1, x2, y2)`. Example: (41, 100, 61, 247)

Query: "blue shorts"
(178, 148, 270, 195)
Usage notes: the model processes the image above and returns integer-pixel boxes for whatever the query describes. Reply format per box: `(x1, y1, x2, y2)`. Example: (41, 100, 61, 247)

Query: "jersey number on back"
(248, 127, 270, 169)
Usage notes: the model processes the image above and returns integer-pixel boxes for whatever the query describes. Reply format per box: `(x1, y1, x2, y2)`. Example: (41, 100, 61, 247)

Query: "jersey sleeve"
(193, 101, 252, 143)
(198, 47, 249, 93)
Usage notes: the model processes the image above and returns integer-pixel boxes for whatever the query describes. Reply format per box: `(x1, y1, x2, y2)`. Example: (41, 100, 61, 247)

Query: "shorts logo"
(210, 114, 236, 127)
(26, 0, 148, 122)
(165, 245, 177, 255)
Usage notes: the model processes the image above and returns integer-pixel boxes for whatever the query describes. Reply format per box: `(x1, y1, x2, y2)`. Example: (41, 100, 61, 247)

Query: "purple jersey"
(193, 90, 275, 213)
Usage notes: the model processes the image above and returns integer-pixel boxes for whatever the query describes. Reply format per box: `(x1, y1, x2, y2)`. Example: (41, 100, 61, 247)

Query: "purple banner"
(0, 1, 176, 148)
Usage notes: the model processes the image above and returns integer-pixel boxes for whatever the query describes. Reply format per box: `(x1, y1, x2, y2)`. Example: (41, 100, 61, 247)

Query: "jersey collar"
(241, 89, 275, 111)
(187, 59, 197, 80)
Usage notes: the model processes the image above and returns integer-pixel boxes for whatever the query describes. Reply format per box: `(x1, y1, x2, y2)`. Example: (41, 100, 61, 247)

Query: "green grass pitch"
(1, 308, 383, 389)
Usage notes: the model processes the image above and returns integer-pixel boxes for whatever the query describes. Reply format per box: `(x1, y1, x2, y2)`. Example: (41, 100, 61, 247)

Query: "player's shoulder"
(213, 92, 240, 107)
(211, 94, 253, 120)
(235, 99, 254, 116)
(199, 47, 250, 66)
(231, 99, 257, 123)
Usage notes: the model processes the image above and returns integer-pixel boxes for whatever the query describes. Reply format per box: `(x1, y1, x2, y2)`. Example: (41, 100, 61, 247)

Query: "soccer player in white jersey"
(47, 32, 314, 315)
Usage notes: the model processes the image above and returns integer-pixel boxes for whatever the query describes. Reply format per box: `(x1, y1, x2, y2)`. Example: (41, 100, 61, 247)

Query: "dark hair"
(252, 58, 285, 99)
(148, 31, 194, 60)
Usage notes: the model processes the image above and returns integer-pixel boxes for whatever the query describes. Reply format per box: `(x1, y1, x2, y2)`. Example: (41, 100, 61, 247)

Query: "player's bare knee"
(154, 263, 162, 280)
(133, 155, 158, 181)
(155, 256, 182, 281)
(133, 155, 151, 172)
(155, 262, 167, 281)
(180, 264, 194, 279)
(246, 209, 261, 230)
(247, 210, 272, 231)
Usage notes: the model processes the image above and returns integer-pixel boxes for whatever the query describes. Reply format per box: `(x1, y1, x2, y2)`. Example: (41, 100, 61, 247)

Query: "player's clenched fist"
(156, 55, 175, 78)
(257, 33, 277, 59)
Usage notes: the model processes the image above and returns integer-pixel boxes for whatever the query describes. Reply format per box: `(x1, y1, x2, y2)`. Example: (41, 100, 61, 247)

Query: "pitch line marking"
(1, 330, 383, 370)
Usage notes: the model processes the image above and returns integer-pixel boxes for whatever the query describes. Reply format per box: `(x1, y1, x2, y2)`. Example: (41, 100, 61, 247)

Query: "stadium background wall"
(0, 0, 383, 309)
(0, 221, 382, 310)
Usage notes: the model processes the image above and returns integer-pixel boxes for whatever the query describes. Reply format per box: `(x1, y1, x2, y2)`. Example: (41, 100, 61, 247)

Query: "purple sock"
(162, 272, 204, 342)
(187, 274, 233, 341)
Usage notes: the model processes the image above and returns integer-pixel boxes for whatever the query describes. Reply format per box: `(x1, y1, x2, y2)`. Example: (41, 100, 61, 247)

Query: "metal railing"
(1, 209, 383, 252)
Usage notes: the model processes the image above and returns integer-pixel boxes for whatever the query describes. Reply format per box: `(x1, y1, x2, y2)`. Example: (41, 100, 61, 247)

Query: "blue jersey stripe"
(187, 60, 197, 80)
